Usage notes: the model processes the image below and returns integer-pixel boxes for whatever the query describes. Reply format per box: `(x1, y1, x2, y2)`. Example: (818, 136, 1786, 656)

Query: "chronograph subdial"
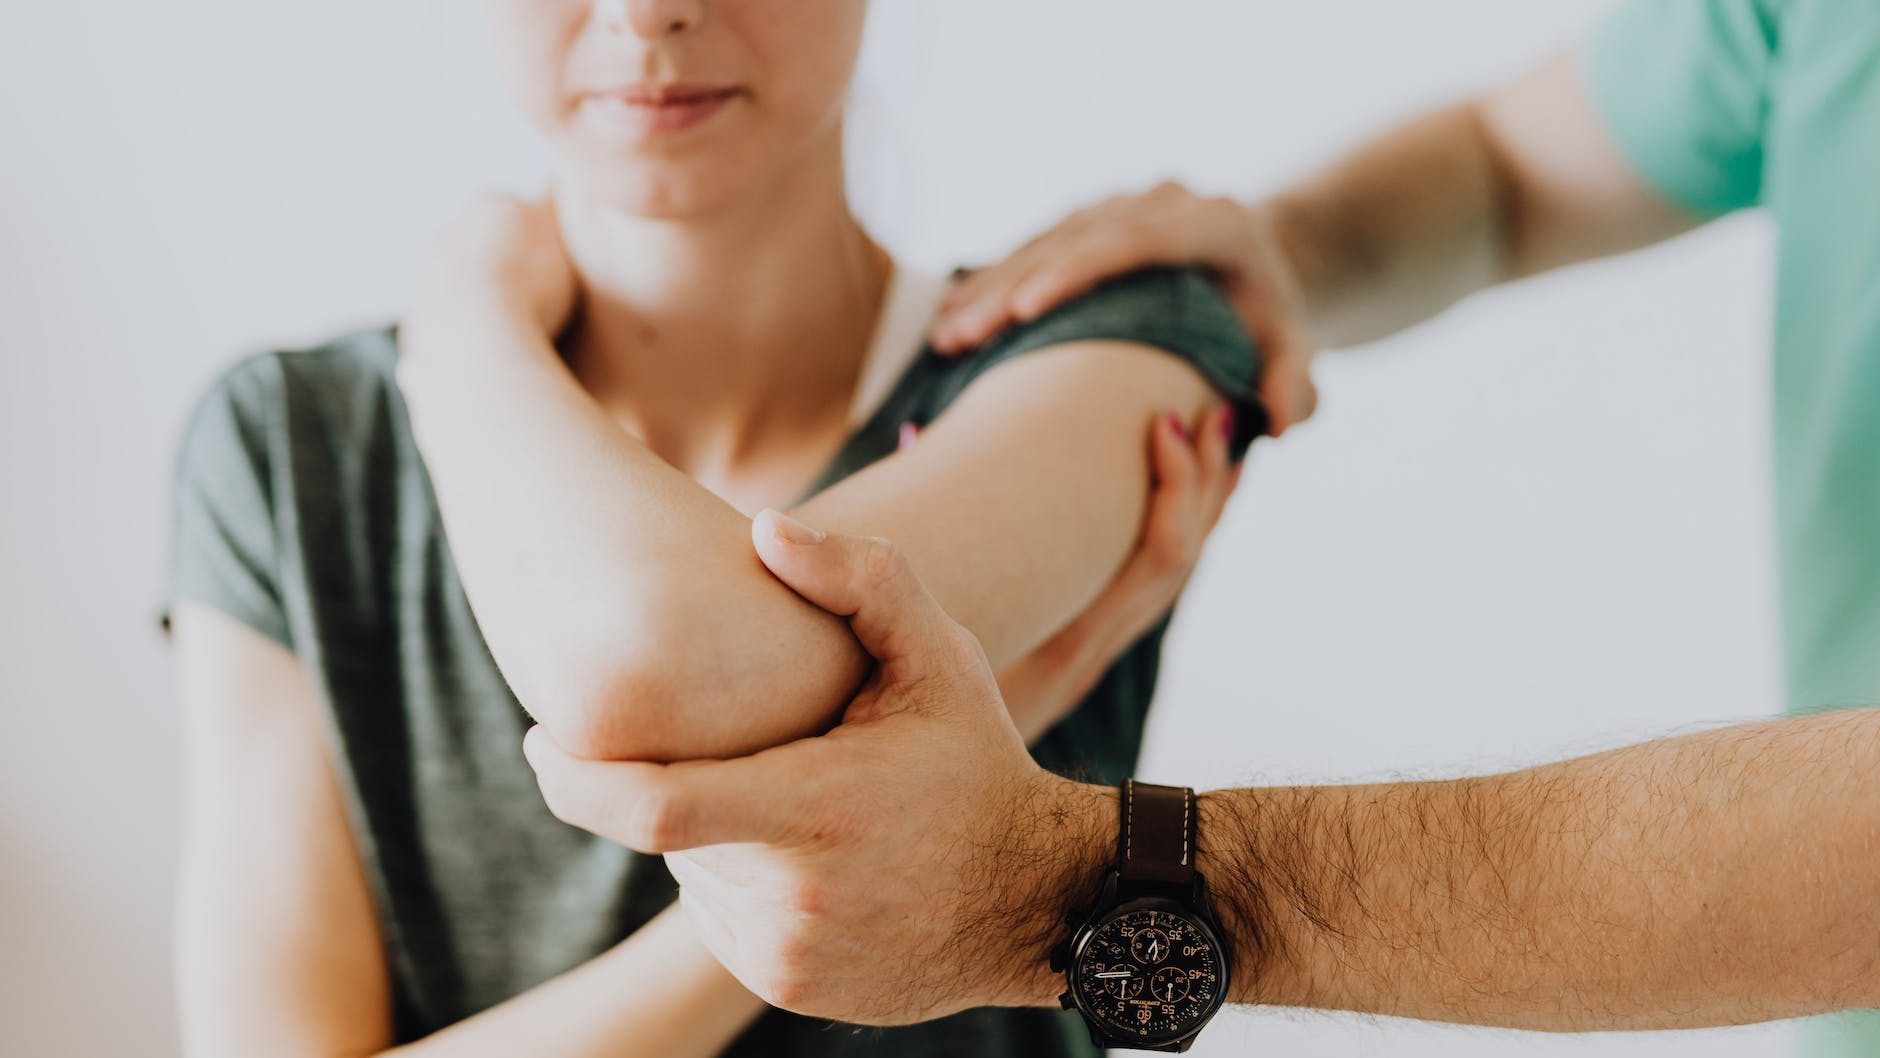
(1149, 966, 1191, 1003)
(1089, 965, 1144, 999)
(1128, 927, 1170, 964)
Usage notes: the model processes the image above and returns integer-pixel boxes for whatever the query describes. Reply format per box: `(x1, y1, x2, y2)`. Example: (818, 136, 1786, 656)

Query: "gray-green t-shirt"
(164, 267, 1260, 1056)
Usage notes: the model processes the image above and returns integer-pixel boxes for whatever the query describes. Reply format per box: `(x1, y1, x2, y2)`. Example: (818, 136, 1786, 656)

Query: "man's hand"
(523, 516, 1880, 1032)
(934, 183, 1319, 435)
(524, 511, 1112, 1025)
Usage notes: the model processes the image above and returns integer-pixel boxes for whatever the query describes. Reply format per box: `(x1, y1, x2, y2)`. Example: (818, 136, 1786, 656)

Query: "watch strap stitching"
(1182, 786, 1191, 867)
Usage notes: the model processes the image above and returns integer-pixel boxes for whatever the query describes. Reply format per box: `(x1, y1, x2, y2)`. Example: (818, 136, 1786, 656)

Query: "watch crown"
(1048, 942, 1068, 973)
(1064, 910, 1083, 927)
(1058, 990, 1075, 1010)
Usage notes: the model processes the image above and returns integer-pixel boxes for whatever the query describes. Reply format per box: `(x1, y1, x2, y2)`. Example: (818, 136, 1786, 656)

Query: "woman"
(165, 2, 1262, 1056)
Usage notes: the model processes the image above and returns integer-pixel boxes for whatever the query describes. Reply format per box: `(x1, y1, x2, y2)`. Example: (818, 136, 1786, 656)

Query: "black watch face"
(1070, 898, 1228, 1044)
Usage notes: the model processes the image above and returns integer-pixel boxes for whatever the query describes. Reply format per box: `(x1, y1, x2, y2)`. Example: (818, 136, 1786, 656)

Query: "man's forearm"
(1200, 709, 1880, 1028)
(1266, 103, 1511, 349)
(1022, 710, 1880, 1029)
(1267, 54, 1702, 352)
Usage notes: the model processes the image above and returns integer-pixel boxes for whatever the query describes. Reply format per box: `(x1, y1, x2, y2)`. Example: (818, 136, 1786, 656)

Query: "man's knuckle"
(860, 536, 905, 588)
(938, 627, 989, 674)
(768, 972, 815, 1013)
(625, 786, 685, 849)
(782, 878, 828, 917)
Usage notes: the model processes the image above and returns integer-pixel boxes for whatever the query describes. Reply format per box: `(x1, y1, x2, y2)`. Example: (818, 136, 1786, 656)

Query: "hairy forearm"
(1191, 710, 1880, 1029)
(1267, 55, 1699, 351)
(1266, 103, 1511, 349)
(383, 907, 763, 1058)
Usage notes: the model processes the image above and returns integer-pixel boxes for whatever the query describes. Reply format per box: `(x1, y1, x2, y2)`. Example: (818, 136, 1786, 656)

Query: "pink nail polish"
(898, 421, 920, 451)
(1219, 406, 1236, 441)
(1165, 410, 1190, 443)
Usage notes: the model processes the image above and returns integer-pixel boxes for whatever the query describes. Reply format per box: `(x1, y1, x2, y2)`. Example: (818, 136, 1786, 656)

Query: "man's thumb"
(751, 509, 964, 675)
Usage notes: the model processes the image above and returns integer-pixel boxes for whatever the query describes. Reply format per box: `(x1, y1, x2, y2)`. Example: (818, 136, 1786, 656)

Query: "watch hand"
(1094, 971, 1133, 979)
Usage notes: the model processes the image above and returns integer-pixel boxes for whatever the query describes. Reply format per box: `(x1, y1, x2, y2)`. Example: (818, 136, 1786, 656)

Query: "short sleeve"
(933, 267, 1267, 457)
(162, 355, 292, 646)
(1584, 0, 1778, 216)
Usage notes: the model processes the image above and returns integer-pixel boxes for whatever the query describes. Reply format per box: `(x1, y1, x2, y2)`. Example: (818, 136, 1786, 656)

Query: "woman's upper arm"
(595, 270, 1262, 762)
(172, 602, 391, 1058)
(794, 338, 1231, 666)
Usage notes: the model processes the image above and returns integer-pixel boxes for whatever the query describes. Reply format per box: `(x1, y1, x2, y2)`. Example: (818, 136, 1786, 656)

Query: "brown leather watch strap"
(1117, 779, 1196, 887)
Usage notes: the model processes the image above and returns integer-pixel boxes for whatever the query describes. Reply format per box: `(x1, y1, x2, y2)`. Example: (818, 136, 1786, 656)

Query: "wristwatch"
(1051, 780, 1231, 1052)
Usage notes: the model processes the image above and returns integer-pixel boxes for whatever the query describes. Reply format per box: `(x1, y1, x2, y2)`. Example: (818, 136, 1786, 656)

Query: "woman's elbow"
(523, 632, 693, 762)
(517, 588, 864, 761)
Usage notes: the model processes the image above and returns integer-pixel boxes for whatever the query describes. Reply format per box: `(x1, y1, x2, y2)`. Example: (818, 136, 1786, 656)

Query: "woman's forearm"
(384, 906, 764, 1058)
(399, 306, 867, 761)
(403, 306, 1221, 763)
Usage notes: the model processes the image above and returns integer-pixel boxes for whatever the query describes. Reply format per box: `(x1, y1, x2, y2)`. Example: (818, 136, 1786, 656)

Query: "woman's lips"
(581, 85, 744, 135)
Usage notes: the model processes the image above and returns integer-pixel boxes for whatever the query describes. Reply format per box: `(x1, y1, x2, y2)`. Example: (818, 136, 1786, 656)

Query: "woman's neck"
(553, 136, 890, 482)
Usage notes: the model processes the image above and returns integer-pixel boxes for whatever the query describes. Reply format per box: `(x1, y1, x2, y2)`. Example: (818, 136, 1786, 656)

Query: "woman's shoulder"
(918, 265, 1267, 442)
(176, 324, 405, 471)
(972, 266, 1255, 382)
(183, 323, 400, 428)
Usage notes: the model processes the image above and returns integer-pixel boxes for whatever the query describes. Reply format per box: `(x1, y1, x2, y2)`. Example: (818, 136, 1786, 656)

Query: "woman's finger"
(1193, 405, 1239, 531)
(1138, 410, 1203, 579)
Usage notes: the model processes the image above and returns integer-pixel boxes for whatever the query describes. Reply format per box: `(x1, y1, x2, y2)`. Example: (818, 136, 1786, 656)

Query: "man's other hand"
(933, 182, 1319, 435)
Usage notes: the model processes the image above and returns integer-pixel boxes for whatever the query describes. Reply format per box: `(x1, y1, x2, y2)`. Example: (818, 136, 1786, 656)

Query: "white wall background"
(0, 1, 1793, 1056)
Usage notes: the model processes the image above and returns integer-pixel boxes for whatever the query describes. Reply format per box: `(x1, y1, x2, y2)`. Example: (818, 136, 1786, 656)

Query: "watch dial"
(1072, 901, 1226, 1043)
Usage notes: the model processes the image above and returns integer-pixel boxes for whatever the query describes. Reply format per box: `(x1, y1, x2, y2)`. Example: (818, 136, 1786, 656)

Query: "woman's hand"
(994, 403, 1243, 740)
(933, 182, 1319, 436)
(403, 192, 581, 373)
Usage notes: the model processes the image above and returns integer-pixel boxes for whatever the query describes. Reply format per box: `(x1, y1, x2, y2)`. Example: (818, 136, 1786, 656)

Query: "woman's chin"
(555, 148, 762, 221)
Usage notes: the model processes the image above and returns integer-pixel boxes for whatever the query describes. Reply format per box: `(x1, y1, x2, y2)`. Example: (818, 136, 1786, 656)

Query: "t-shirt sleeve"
(933, 266, 1267, 457)
(1583, 0, 1778, 216)
(162, 354, 292, 647)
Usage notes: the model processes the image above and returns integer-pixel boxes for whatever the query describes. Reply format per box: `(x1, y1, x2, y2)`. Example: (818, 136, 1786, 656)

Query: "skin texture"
(171, 1, 1245, 1055)
(527, 517, 1880, 1031)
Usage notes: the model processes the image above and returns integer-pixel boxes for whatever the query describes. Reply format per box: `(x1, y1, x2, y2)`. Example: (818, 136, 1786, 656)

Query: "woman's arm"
(997, 404, 1242, 740)
(398, 196, 1245, 762)
(171, 603, 765, 1058)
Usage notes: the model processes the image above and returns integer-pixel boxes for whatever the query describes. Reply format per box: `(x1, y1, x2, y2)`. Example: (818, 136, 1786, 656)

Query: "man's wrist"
(976, 776, 1113, 1009)
(982, 782, 1293, 1012)
(1196, 786, 1322, 1009)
